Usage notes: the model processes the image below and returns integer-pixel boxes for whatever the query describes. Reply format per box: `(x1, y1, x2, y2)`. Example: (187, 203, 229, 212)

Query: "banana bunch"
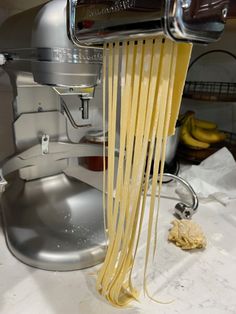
(180, 111, 226, 150)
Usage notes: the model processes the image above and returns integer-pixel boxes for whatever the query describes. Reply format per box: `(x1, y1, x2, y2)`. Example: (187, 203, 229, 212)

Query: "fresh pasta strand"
(102, 44, 107, 238)
(143, 38, 174, 299)
(97, 42, 136, 298)
(108, 41, 154, 306)
(97, 37, 192, 307)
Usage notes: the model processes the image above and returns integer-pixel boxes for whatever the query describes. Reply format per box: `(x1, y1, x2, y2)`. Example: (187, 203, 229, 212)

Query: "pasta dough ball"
(168, 219, 206, 250)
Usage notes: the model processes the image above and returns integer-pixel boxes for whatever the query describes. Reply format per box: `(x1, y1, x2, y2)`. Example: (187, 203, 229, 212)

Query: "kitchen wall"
(181, 19, 236, 134)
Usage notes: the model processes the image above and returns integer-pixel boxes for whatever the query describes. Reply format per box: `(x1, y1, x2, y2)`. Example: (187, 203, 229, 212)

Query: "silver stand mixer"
(0, 0, 229, 271)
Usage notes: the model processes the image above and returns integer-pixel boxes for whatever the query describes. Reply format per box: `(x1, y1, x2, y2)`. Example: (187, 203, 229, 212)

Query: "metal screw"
(181, 0, 191, 9)
(184, 210, 191, 219)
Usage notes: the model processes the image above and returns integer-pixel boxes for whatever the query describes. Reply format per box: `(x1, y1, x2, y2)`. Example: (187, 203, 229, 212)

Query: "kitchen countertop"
(1, 186, 236, 314)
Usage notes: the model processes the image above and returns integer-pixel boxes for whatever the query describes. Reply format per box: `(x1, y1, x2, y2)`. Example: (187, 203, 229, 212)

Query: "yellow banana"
(180, 111, 217, 130)
(191, 125, 226, 144)
(179, 111, 195, 124)
(180, 117, 210, 150)
(193, 118, 217, 130)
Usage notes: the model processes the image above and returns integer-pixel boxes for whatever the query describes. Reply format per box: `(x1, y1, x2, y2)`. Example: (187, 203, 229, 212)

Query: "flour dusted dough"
(168, 219, 207, 250)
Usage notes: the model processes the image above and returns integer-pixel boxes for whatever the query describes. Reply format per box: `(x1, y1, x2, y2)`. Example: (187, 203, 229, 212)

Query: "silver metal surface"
(163, 173, 198, 219)
(165, 126, 181, 165)
(54, 86, 96, 96)
(0, 169, 7, 193)
(81, 98, 89, 120)
(73, 0, 229, 45)
(14, 84, 59, 119)
(41, 134, 50, 155)
(148, 173, 198, 219)
(2, 142, 104, 183)
(61, 97, 91, 128)
(85, 130, 108, 143)
(67, 0, 102, 50)
(1, 172, 107, 271)
(0, 0, 102, 88)
(14, 111, 69, 152)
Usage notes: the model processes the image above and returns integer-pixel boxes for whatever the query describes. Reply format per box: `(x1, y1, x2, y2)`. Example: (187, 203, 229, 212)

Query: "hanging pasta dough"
(97, 37, 192, 307)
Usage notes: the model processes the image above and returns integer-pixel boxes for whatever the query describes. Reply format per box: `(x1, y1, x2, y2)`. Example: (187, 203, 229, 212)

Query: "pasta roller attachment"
(69, 0, 230, 46)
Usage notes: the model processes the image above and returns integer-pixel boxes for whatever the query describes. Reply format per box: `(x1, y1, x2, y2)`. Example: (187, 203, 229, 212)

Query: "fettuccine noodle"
(97, 37, 192, 307)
